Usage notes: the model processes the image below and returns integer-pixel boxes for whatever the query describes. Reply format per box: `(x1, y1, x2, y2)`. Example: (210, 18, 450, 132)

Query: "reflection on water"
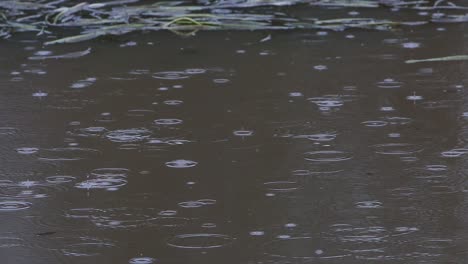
(0, 3, 467, 264)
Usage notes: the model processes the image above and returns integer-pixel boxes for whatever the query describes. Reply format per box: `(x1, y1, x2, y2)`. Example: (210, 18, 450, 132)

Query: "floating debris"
(0, 0, 461, 44)
(28, 48, 91, 60)
(406, 55, 468, 64)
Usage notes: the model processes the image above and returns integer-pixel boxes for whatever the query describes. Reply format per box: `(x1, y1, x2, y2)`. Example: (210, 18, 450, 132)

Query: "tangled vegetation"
(0, 0, 467, 45)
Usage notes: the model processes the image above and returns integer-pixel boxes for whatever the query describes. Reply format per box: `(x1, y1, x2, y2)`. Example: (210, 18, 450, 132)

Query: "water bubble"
(250, 231, 265, 236)
(34, 50, 52, 56)
(70, 77, 96, 89)
(285, 223, 297, 228)
(32, 92, 48, 97)
(345, 34, 355, 39)
(167, 233, 235, 249)
(165, 160, 198, 168)
(313, 65, 328, 71)
(0, 201, 31, 211)
(406, 93, 423, 101)
(289, 92, 303, 97)
(402, 42, 421, 49)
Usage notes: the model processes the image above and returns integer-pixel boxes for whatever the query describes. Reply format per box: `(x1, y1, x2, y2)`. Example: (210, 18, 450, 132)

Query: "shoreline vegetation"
(0, 0, 467, 45)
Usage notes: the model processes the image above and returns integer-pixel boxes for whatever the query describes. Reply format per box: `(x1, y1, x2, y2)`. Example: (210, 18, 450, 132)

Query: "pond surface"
(1, 3, 468, 264)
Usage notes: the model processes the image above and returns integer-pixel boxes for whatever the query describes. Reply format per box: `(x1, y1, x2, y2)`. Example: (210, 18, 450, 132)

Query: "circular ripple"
(62, 241, 115, 257)
(126, 109, 156, 117)
(425, 165, 448, 171)
(263, 181, 299, 192)
(308, 97, 344, 108)
(304, 151, 352, 162)
(0, 186, 49, 199)
(129, 257, 157, 264)
(377, 78, 402, 89)
(75, 179, 127, 190)
(263, 237, 349, 259)
(152, 71, 189, 80)
(361, 121, 388, 127)
(294, 133, 336, 142)
(105, 129, 151, 143)
(38, 147, 100, 161)
(384, 116, 412, 125)
(154, 119, 183, 125)
(372, 143, 423, 155)
(185, 68, 206, 75)
(16, 147, 39, 154)
(91, 168, 130, 178)
(178, 199, 215, 208)
(167, 233, 235, 249)
(70, 127, 108, 138)
(165, 160, 198, 168)
(0, 201, 32, 211)
(178, 201, 205, 208)
(0, 236, 23, 248)
(233, 130, 254, 137)
(441, 148, 468, 158)
(46, 176, 76, 184)
(164, 100, 183, 106)
(0, 127, 17, 135)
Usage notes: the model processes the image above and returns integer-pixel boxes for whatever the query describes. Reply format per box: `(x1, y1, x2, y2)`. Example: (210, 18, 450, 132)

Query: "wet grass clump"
(1, 0, 468, 44)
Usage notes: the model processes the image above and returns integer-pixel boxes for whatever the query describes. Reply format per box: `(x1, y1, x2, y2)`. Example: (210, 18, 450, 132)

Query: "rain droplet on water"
(165, 159, 198, 168)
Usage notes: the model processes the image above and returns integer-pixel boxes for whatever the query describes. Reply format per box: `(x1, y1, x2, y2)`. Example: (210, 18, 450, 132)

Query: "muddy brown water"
(0, 5, 468, 264)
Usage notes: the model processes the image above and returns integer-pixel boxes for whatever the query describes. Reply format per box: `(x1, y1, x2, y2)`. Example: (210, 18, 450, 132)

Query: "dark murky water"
(1, 5, 468, 264)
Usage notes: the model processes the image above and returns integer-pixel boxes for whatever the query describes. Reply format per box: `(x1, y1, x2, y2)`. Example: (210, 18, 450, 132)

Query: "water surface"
(1, 4, 468, 264)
